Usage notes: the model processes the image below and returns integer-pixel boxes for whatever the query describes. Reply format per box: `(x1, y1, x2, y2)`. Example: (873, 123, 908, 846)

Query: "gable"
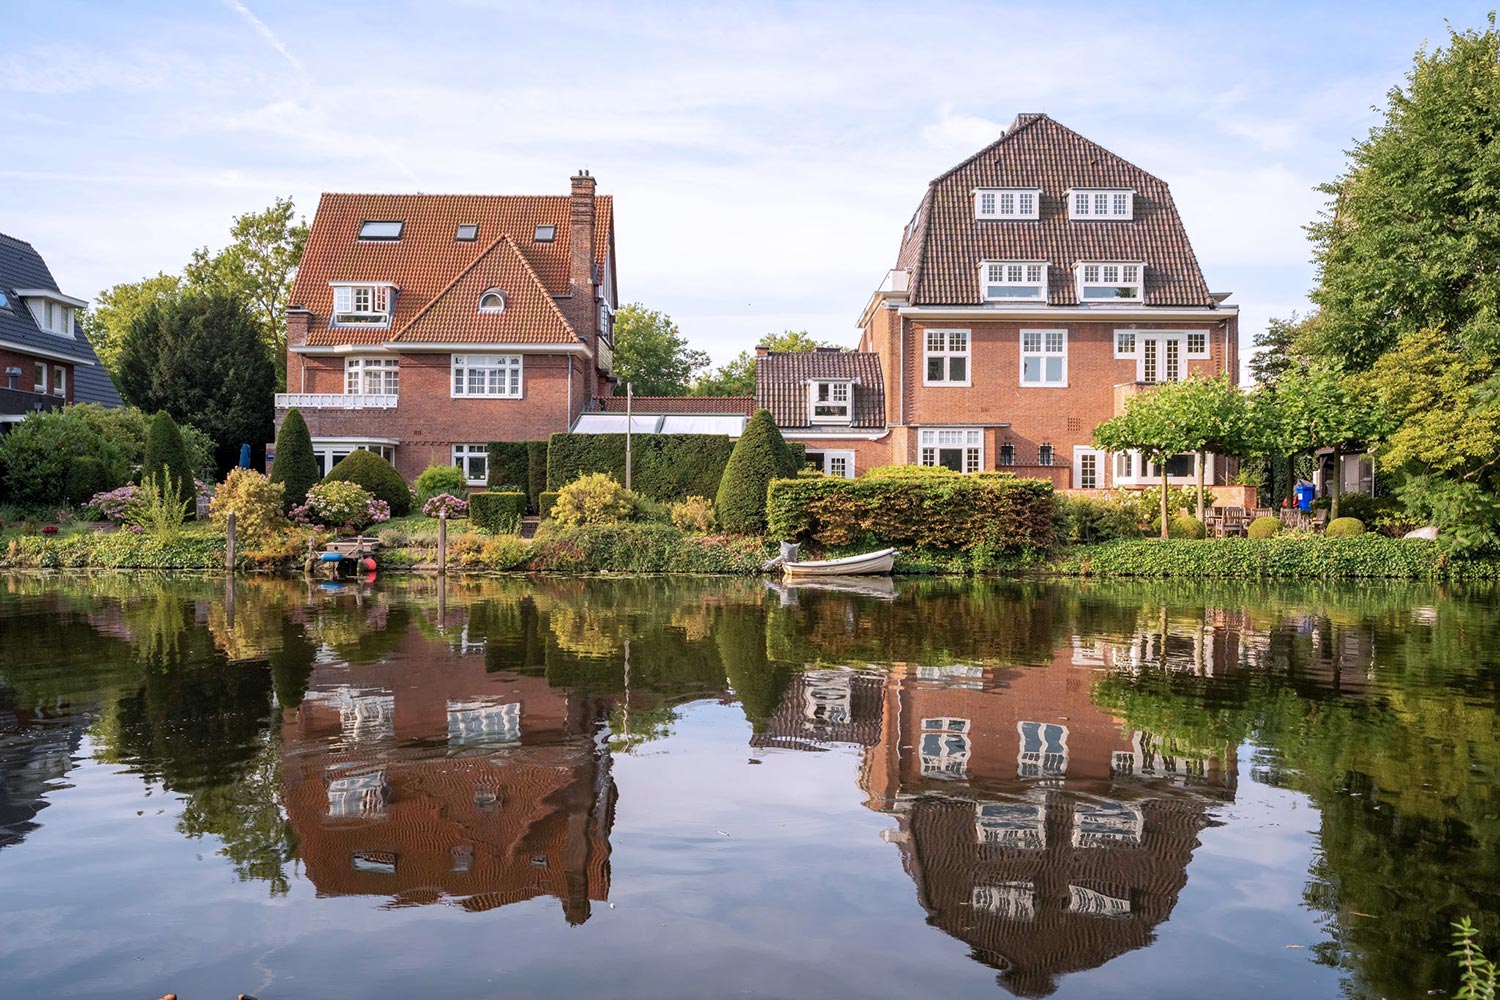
(389, 236, 579, 345)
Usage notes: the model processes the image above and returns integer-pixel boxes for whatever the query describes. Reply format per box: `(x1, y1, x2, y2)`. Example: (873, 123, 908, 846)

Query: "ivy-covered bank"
(1049, 536, 1500, 580)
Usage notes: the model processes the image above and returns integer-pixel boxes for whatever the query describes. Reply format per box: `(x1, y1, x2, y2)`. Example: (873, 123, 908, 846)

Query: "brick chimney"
(569, 170, 597, 348)
(755, 344, 770, 357)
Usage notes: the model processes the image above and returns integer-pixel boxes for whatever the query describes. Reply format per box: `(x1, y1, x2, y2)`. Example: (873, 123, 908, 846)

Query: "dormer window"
(0, 291, 9, 310)
(478, 289, 505, 314)
(1076, 262, 1143, 302)
(982, 261, 1047, 301)
(331, 283, 396, 325)
(534, 225, 556, 243)
(358, 220, 404, 241)
(975, 187, 1040, 220)
(456, 224, 478, 241)
(809, 380, 852, 423)
(1069, 189, 1133, 220)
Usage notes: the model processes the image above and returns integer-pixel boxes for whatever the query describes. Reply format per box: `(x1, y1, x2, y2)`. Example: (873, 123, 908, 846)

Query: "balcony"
(0, 386, 65, 417)
(1113, 381, 1159, 416)
(596, 336, 613, 375)
(275, 393, 398, 410)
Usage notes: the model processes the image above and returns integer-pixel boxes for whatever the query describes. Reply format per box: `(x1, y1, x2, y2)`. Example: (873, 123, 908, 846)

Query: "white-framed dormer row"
(1068, 188, 1134, 221)
(971, 187, 1134, 221)
(977, 259, 1143, 303)
(973, 187, 1041, 220)
(331, 282, 399, 327)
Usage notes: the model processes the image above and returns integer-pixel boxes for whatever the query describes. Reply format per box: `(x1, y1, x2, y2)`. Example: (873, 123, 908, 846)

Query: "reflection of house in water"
(280, 629, 615, 923)
(858, 656, 1235, 998)
(0, 699, 93, 851)
(748, 668, 886, 752)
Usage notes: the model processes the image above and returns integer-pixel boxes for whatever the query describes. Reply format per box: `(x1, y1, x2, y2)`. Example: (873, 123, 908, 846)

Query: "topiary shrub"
(66, 456, 116, 506)
(552, 473, 641, 528)
(1167, 515, 1206, 539)
(545, 433, 737, 502)
(538, 491, 560, 521)
(470, 491, 527, 534)
(670, 495, 716, 533)
(323, 449, 410, 516)
(143, 411, 196, 513)
(486, 442, 531, 492)
(415, 464, 469, 504)
(1247, 515, 1282, 540)
(209, 468, 287, 542)
(269, 408, 319, 514)
(1327, 516, 1366, 537)
(715, 409, 792, 534)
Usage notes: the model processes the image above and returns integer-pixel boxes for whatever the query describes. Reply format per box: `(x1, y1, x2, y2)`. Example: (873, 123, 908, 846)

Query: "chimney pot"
(755, 344, 770, 358)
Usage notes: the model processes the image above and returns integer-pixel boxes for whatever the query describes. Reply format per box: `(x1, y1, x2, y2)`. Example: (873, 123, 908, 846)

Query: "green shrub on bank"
(767, 469, 1055, 555)
(1327, 516, 1366, 537)
(470, 492, 526, 534)
(529, 522, 768, 573)
(210, 468, 287, 541)
(143, 412, 197, 512)
(1050, 535, 1497, 579)
(65, 457, 115, 507)
(1168, 515, 1206, 539)
(270, 408, 319, 513)
(0, 408, 127, 509)
(324, 449, 411, 516)
(539, 491, 560, 520)
(448, 532, 531, 570)
(670, 495, 716, 533)
(716, 410, 797, 534)
(1054, 495, 1141, 544)
(545, 432, 737, 502)
(1248, 516, 1282, 539)
(2, 528, 225, 569)
(526, 441, 547, 511)
(552, 473, 640, 527)
(415, 464, 469, 504)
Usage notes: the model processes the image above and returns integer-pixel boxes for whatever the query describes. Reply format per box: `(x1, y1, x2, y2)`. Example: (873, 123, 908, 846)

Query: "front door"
(1073, 446, 1104, 489)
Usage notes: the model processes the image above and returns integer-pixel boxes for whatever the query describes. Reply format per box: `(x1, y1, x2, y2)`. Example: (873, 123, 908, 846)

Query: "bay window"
(1020, 329, 1067, 386)
(453, 444, 489, 485)
(923, 329, 969, 385)
(451, 354, 522, 398)
(344, 357, 399, 396)
(919, 428, 982, 472)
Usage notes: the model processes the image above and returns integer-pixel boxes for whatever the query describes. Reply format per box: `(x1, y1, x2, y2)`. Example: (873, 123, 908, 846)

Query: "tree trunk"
(1284, 454, 1296, 504)
(1331, 448, 1342, 520)
(1160, 462, 1170, 539)
(1196, 450, 1207, 520)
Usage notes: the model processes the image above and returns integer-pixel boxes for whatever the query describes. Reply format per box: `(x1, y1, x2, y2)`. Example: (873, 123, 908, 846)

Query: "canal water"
(0, 574, 1496, 999)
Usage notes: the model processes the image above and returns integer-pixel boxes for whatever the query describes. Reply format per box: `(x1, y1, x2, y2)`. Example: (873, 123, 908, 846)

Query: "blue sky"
(1, 1, 1486, 369)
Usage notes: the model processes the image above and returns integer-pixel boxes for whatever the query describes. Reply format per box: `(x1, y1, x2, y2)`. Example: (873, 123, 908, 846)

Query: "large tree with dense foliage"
(116, 291, 276, 474)
(1306, 17, 1500, 369)
(77, 273, 182, 378)
(609, 303, 710, 396)
(692, 330, 846, 397)
(1266, 364, 1387, 519)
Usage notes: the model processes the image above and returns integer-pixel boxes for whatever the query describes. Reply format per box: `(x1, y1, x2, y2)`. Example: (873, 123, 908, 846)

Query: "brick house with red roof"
(852, 113, 1241, 488)
(276, 171, 617, 483)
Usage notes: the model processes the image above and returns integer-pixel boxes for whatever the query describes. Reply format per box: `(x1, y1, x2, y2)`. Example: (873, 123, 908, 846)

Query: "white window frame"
(1068, 188, 1134, 220)
(330, 282, 396, 326)
(1113, 330, 1137, 358)
(808, 380, 852, 423)
(478, 289, 506, 314)
(919, 718, 971, 779)
(452, 444, 489, 486)
(922, 329, 970, 386)
(1185, 329, 1210, 359)
(343, 356, 399, 396)
(52, 365, 65, 397)
(451, 354, 523, 398)
(1019, 328, 1068, 387)
(918, 428, 983, 472)
(1017, 720, 1069, 780)
(973, 187, 1041, 220)
(309, 440, 396, 479)
(806, 449, 856, 479)
(1073, 446, 1104, 489)
(980, 260, 1048, 302)
(1136, 332, 1186, 383)
(1075, 262, 1144, 303)
(1112, 449, 1206, 486)
(32, 361, 45, 393)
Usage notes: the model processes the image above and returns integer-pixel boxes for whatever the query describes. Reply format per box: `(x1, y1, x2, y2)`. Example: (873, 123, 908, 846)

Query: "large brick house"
(277, 172, 617, 483)
(845, 113, 1239, 488)
(0, 232, 122, 427)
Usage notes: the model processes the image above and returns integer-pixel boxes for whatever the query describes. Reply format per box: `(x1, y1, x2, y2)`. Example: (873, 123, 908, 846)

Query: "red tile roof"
(755, 349, 886, 429)
(294, 191, 612, 347)
(898, 114, 1214, 308)
(389, 236, 578, 345)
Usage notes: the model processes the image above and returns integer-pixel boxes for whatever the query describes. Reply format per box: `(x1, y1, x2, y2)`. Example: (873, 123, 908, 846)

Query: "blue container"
(1295, 484, 1315, 511)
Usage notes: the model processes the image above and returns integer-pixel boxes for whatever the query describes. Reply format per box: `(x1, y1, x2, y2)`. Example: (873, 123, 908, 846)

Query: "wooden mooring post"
(225, 510, 237, 574)
(437, 510, 447, 576)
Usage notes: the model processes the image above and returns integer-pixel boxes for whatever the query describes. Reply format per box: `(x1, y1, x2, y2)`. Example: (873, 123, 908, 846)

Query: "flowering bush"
(209, 469, 287, 541)
(87, 485, 139, 522)
(669, 495, 716, 533)
(41, 524, 59, 536)
(301, 480, 377, 530)
(367, 498, 392, 524)
(423, 493, 469, 518)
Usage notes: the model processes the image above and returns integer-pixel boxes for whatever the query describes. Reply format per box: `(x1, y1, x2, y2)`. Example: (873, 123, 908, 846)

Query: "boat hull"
(782, 547, 897, 577)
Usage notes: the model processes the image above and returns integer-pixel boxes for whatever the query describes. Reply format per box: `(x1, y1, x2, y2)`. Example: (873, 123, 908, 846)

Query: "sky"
(0, 1, 1487, 371)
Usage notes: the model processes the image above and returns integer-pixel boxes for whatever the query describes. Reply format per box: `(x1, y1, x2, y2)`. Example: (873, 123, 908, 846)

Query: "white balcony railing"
(275, 393, 399, 410)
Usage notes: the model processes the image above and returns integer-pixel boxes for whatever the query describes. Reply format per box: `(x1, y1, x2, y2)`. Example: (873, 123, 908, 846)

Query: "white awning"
(572, 414, 663, 434)
(659, 414, 746, 436)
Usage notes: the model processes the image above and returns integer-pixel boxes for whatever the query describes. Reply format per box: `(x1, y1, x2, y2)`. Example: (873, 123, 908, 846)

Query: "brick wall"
(788, 434, 895, 477)
(0, 348, 71, 403)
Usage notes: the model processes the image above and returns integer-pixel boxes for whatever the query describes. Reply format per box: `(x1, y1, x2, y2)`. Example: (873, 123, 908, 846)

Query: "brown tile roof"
(755, 349, 885, 429)
(900, 114, 1214, 308)
(292, 191, 613, 346)
(591, 395, 754, 414)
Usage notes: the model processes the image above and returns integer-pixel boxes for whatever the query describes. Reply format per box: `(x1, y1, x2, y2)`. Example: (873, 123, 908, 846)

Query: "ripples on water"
(0, 574, 1496, 999)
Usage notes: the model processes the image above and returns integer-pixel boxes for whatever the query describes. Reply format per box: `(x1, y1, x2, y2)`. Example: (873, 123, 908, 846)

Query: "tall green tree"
(1093, 389, 1199, 538)
(716, 409, 797, 534)
(142, 411, 197, 510)
(1307, 16, 1500, 369)
(610, 303, 710, 396)
(1271, 364, 1386, 518)
(184, 197, 308, 391)
(77, 273, 182, 378)
(117, 291, 276, 475)
(692, 330, 846, 397)
(268, 408, 318, 513)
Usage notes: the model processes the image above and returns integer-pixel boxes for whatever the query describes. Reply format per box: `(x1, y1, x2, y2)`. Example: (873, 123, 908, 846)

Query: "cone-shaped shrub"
(324, 448, 411, 516)
(715, 409, 794, 534)
(269, 408, 319, 513)
(142, 411, 196, 512)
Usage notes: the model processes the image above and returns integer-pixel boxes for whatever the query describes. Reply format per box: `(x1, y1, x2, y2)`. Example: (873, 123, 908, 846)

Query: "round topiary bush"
(715, 409, 796, 534)
(323, 449, 411, 516)
(1167, 515, 1206, 539)
(1247, 515, 1282, 540)
(269, 408, 319, 514)
(1326, 516, 1366, 537)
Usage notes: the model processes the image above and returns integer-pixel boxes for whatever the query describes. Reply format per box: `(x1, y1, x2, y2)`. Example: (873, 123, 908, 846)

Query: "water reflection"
(0, 573, 1496, 999)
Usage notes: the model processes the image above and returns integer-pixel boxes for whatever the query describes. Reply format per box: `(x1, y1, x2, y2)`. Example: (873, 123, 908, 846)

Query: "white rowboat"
(782, 547, 897, 577)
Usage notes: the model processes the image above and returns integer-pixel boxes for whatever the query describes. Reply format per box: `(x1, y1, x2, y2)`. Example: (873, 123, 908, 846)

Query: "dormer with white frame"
(330, 281, 399, 327)
(808, 379, 853, 423)
(980, 260, 1049, 302)
(14, 288, 85, 338)
(973, 187, 1041, 220)
(1067, 187, 1134, 221)
(1074, 261, 1144, 303)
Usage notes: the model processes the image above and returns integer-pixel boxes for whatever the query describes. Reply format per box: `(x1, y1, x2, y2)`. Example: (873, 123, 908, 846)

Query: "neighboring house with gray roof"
(0, 233, 122, 424)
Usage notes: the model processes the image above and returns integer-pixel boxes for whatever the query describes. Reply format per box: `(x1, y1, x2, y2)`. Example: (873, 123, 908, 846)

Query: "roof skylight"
(358, 220, 404, 241)
(534, 225, 557, 243)
(456, 224, 478, 242)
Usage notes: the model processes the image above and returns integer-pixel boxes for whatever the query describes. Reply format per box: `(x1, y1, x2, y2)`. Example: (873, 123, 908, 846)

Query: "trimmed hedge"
(538, 491, 560, 521)
(1050, 535, 1500, 579)
(469, 491, 527, 534)
(324, 449, 411, 516)
(486, 442, 531, 492)
(766, 470, 1055, 555)
(1168, 515, 1205, 539)
(716, 410, 797, 534)
(526, 441, 548, 511)
(1327, 517, 1366, 537)
(545, 432, 736, 502)
(528, 522, 769, 573)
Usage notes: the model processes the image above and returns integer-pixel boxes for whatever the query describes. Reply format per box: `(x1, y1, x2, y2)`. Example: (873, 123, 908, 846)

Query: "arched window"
(478, 290, 505, 314)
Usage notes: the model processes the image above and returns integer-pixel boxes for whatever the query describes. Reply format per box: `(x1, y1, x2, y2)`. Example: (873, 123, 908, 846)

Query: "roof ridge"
(0, 232, 38, 249)
(928, 112, 1047, 186)
(315, 192, 612, 202)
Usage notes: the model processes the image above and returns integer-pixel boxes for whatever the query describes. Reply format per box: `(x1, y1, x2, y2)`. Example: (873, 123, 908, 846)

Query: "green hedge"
(486, 442, 530, 492)
(545, 433, 736, 502)
(528, 522, 769, 573)
(1050, 536, 1500, 579)
(1, 531, 225, 569)
(469, 492, 526, 534)
(526, 441, 548, 511)
(766, 472, 1056, 555)
(538, 491, 560, 521)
